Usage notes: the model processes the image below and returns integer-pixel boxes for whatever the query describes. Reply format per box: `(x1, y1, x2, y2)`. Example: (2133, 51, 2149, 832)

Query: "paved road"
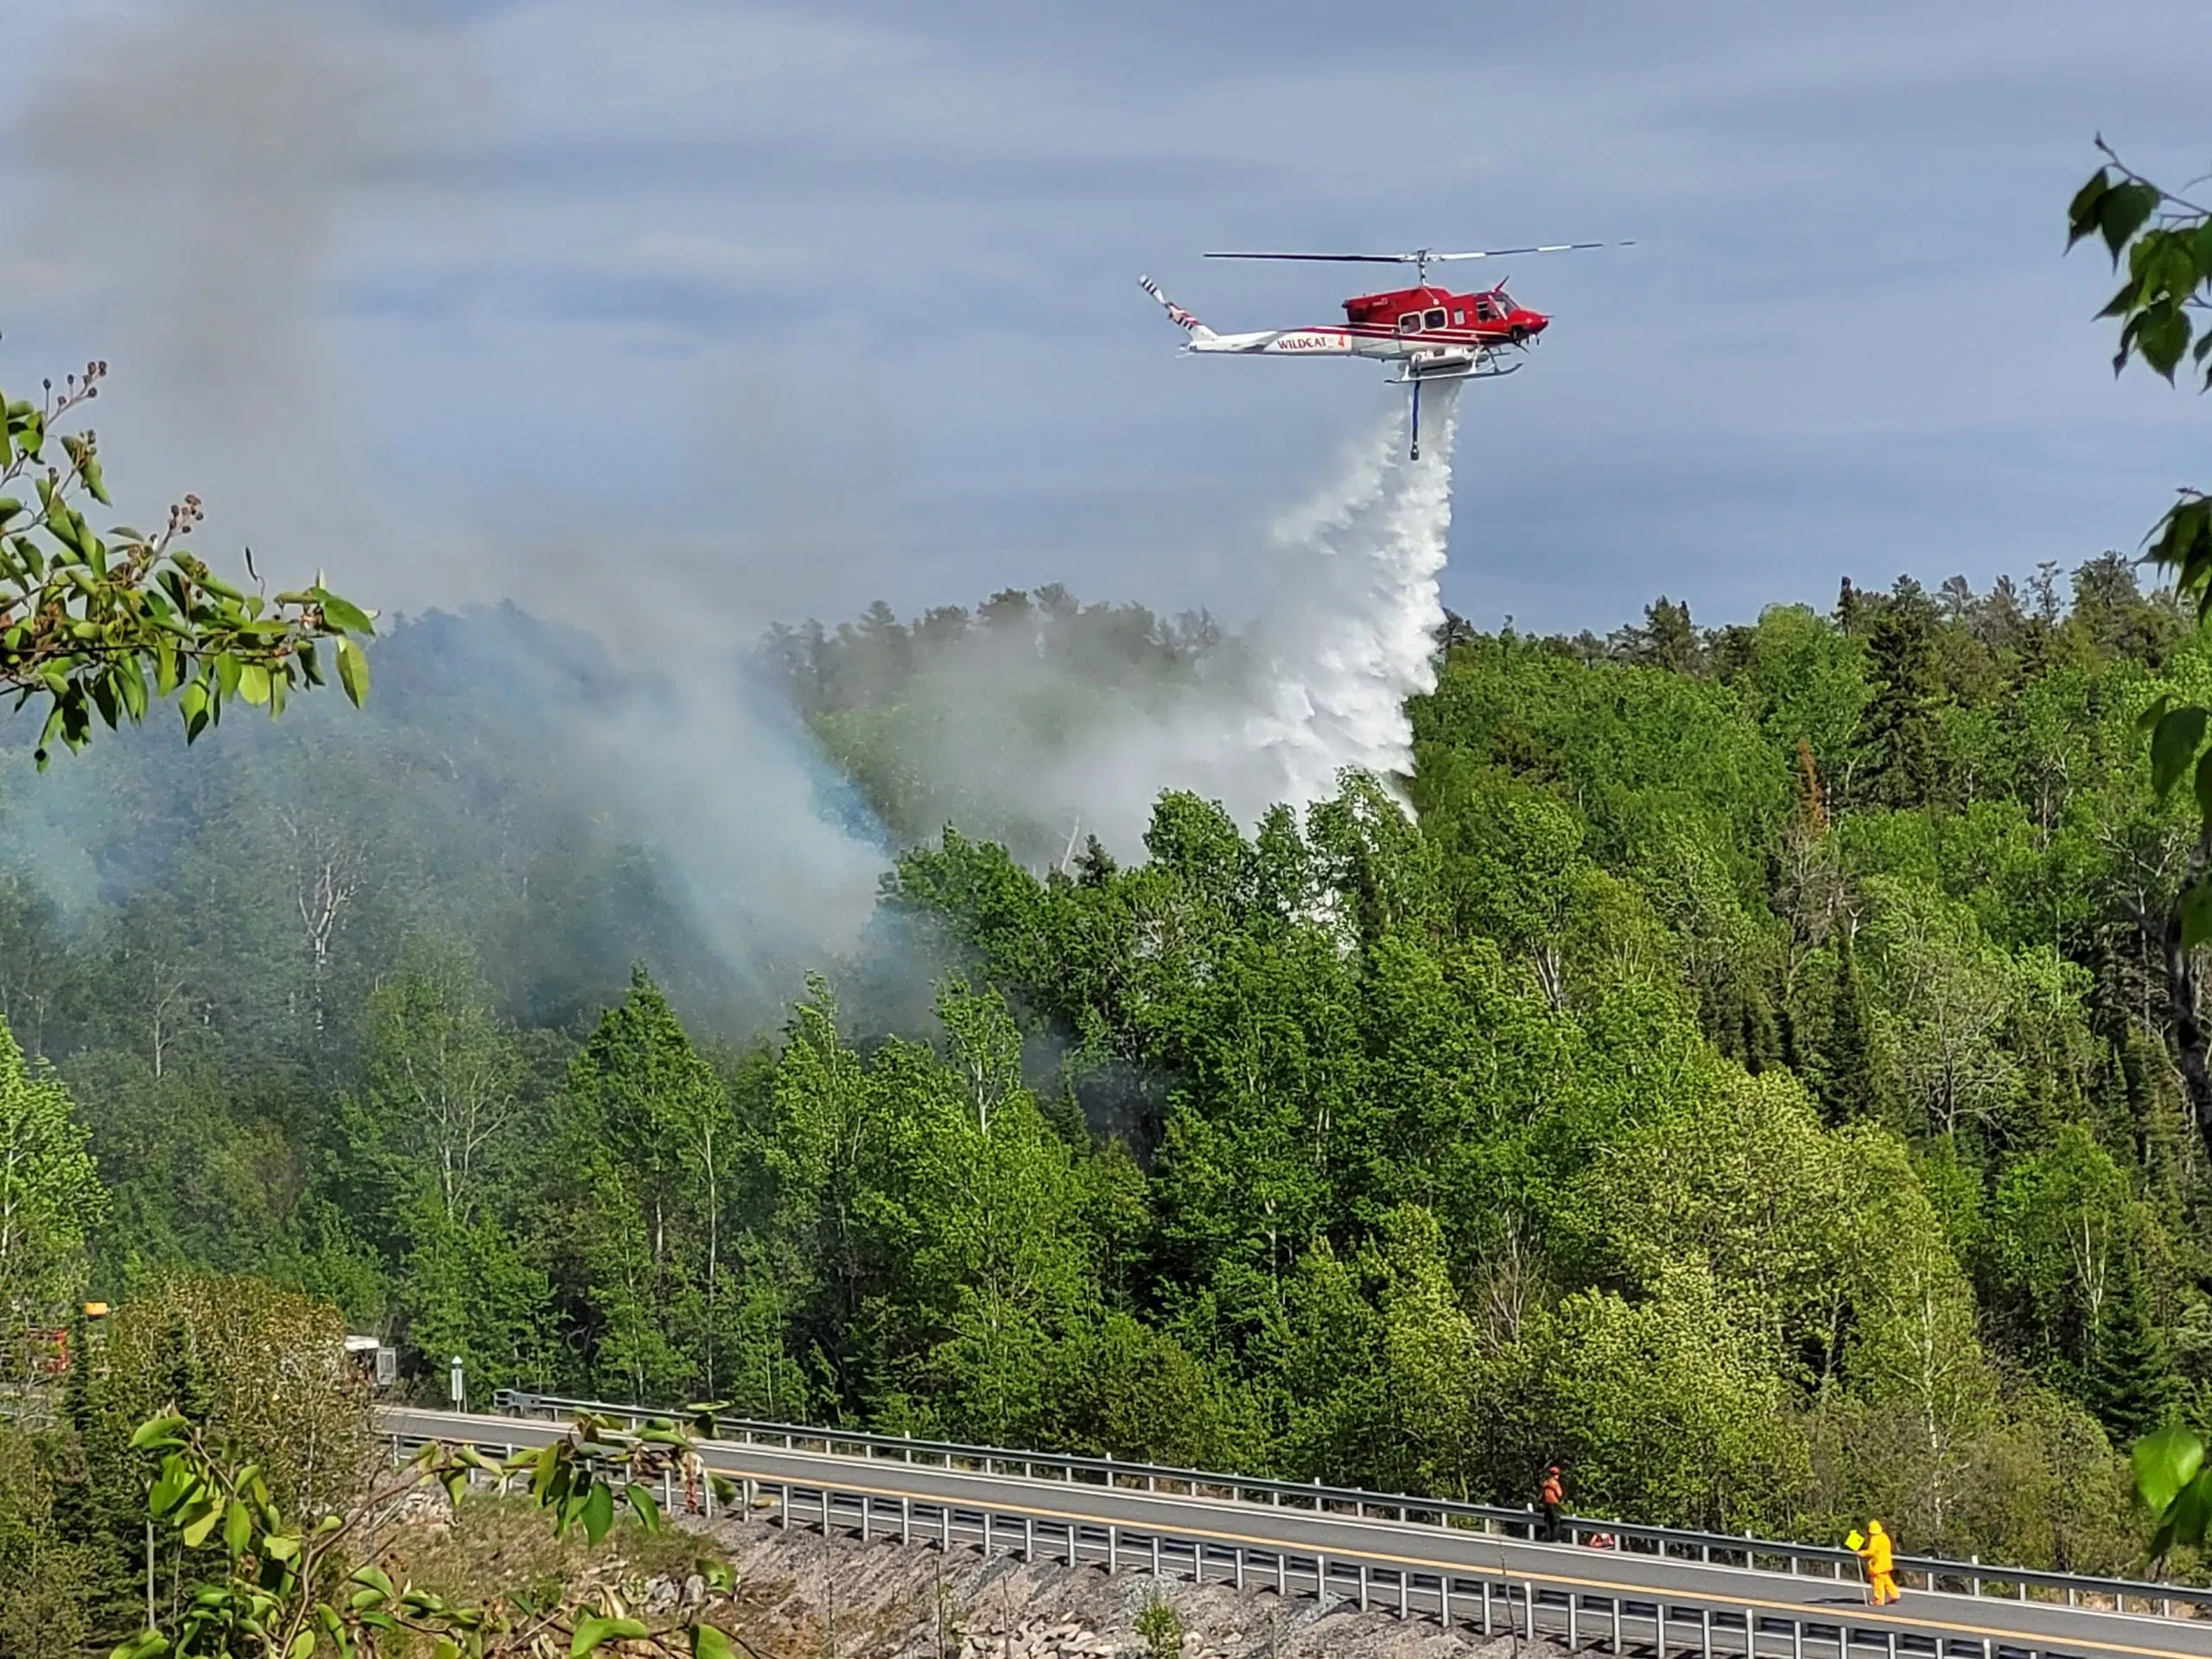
(383, 1408, 2212, 1659)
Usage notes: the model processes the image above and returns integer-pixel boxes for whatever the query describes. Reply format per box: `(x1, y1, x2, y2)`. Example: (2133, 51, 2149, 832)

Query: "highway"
(383, 1407, 2212, 1659)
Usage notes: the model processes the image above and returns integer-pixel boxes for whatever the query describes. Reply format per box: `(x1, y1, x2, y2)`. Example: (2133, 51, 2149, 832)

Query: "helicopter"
(1139, 242, 1631, 458)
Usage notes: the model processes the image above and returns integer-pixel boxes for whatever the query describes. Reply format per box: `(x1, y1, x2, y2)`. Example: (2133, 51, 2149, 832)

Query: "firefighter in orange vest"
(1537, 1465, 1565, 1542)
(1857, 1519, 1899, 1605)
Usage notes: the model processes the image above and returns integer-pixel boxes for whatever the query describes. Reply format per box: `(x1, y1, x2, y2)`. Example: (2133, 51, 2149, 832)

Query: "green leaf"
(225, 1497, 252, 1557)
(2150, 704, 2208, 798)
(149, 1456, 194, 1516)
(572, 1615, 649, 1657)
(2138, 1424, 2207, 1515)
(181, 1500, 223, 1549)
(2068, 170, 2113, 246)
(691, 1626, 740, 1659)
(314, 589, 375, 635)
(130, 1414, 192, 1451)
(2139, 303, 2192, 381)
(214, 652, 242, 702)
(287, 1633, 315, 1659)
(336, 635, 369, 708)
(625, 1482, 663, 1532)
(2101, 181, 2164, 258)
(118, 652, 149, 723)
(262, 1535, 300, 1561)
(238, 662, 271, 707)
(581, 1477, 615, 1545)
(2164, 1467, 2212, 1554)
(106, 1632, 171, 1659)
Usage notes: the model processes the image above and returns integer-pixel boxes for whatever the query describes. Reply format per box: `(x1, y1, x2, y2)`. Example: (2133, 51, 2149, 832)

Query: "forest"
(3, 555, 2209, 1586)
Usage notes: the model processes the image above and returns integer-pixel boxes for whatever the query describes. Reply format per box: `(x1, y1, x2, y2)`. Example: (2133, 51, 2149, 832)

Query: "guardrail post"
(942, 1504, 951, 1552)
(860, 1493, 870, 1543)
(1522, 1582, 1535, 1643)
(1611, 1596, 1621, 1655)
(982, 1511, 992, 1555)
(780, 1483, 791, 1527)
(1357, 1561, 1369, 1611)
(1151, 1535, 1160, 1578)
(1235, 1548, 1245, 1592)
(902, 1497, 912, 1547)
(1700, 1606, 1711, 1659)
(1194, 1541, 1204, 1584)
(1480, 1579, 1491, 1637)
(1790, 1618, 1802, 1659)
(1067, 1521, 1077, 1569)
(1568, 1592, 1578, 1650)
(1398, 1569, 1409, 1618)
(1108, 1526, 1118, 1573)
(1277, 1552, 1287, 1598)
(1440, 1577, 1452, 1630)
(1023, 1516, 1033, 1561)
(1317, 1554, 1328, 1608)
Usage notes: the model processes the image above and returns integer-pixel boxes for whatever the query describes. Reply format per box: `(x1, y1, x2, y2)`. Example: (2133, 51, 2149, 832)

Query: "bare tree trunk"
(282, 811, 365, 1041)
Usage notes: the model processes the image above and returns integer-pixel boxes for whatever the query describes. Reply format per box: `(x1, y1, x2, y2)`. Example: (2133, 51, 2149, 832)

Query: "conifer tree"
(1809, 926, 1896, 1128)
(2085, 1251, 2179, 1445)
(1858, 580, 1948, 809)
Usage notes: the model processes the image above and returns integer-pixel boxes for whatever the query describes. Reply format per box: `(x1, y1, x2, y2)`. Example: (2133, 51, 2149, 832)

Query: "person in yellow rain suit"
(1856, 1520, 1900, 1605)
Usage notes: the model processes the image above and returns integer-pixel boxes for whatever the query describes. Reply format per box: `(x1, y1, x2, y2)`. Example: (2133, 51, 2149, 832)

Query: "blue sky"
(1, 0, 2204, 641)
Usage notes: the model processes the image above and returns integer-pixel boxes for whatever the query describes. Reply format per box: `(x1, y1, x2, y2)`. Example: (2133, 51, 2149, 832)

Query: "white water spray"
(1059, 383, 1462, 845)
(1233, 382, 1461, 811)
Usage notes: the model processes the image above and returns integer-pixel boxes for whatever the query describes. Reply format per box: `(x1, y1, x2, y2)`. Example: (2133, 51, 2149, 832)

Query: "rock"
(643, 1578, 679, 1616)
(681, 1573, 709, 1608)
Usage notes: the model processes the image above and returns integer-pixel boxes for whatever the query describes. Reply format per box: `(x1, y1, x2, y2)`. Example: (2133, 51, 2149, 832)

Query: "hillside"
(0, 556, 2204, 1578)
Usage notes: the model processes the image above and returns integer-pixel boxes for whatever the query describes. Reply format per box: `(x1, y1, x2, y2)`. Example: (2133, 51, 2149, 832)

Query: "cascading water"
(1010, 383, 1469, 855)
(1230, 381, 1461, 815)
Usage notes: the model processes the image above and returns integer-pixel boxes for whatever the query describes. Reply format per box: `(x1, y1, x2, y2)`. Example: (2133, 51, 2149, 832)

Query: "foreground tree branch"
(0, 360, 374, 769)
(112, 1408, 750, 1659)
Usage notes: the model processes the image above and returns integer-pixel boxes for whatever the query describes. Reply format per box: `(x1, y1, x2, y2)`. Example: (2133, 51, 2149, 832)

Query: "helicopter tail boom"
(1138, 275, 1217, 340)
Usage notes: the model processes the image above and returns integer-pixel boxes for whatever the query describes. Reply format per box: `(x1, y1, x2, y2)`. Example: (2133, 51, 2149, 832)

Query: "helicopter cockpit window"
(1422, 308, 1447, 329)
(1397, 313, 1422, 334)
(1472, 296, 1500, 321)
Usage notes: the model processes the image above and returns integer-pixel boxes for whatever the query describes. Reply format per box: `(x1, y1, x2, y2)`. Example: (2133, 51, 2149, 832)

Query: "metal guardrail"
(483, 1391, 2210, 1621)
(393, 1407, 2182, 1659)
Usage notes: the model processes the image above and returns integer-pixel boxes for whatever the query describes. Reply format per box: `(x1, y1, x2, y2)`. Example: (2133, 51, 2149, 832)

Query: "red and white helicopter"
(1140, 243, 1630, 457)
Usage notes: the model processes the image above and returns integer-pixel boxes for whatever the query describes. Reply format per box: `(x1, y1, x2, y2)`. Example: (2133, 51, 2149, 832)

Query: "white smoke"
(4, 0, 890, 1001)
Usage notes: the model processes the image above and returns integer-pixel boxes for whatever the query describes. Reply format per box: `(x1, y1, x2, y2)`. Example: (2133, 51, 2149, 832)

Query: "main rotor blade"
(1204, 251, 1420, 263)
(1204, 242, 1635, 268)
(1428, 241, 1636, 259)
